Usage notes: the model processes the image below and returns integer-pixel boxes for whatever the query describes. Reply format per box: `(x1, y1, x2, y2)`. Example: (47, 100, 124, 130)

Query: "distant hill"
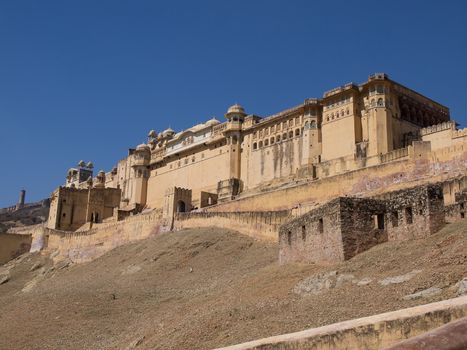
(0, 200, 50, 233)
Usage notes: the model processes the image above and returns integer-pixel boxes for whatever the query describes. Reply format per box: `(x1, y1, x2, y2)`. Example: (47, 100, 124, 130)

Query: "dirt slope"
(0, 223, 466, 350)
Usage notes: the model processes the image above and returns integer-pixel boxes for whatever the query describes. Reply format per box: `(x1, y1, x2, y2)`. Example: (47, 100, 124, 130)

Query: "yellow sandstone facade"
(48, 73, 465, 231)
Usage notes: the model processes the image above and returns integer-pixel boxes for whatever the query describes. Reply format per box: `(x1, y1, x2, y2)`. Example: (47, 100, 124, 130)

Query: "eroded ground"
(0, 222, 466, 350)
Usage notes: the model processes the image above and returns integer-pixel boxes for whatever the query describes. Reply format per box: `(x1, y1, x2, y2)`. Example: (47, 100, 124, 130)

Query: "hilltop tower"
(16, 189, 25, 210)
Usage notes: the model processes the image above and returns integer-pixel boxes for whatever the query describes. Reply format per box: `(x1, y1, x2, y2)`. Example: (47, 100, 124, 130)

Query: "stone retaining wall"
(213, 296, 467, 350)
(174, 210, 292, 241)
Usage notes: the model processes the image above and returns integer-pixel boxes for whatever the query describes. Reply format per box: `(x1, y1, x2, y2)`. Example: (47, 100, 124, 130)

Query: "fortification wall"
(206, 144, 466, 213)
(0, 234, 32, 264)
(41, 210, 164, 263)
(174, 210, 292, 241)
(214, 296, 467, 350)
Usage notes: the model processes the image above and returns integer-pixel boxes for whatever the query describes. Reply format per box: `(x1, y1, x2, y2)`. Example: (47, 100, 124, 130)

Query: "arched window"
(264, 139, 269, 146)
(270, 137, 275, 144)
(253, 142, 257, 150)
(282, 133, 287, 140)
(341, 110, 344, 117)
(310, 120, 317, 129)
(346, 108, 350, 115)
(289, 131, 293, 138)
(276, 135, 281, 142)
(295, 129, 300, 136)
(377, 98, 384, 107)
(259, 141, 263, 148)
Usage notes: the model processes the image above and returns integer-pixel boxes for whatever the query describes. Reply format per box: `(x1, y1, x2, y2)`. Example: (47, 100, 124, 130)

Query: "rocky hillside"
(0, 222, 466, 350)
(0, 201, 49, 233)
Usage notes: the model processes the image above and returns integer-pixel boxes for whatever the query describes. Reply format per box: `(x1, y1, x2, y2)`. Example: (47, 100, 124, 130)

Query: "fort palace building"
(47, 73, 465, 232)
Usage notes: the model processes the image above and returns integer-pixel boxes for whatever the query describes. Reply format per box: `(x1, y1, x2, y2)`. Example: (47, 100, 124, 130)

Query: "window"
(259, 141, 263, 148)
(391, 211, 399, 227)
(310, 120, 317, 129)
(405, 207, 413, 224)
(377, 98, 384, 107)
(374, 214, 385, 229)
(276, 135, 281, 142)
(270, 137, 275, 144)
(264, 139, 269, 146)
(287, 231, 292, 245)
(289, 131, 293, 138)
(341, 110, 344, 117)
(253, 142, 257, 150)
(301, 225, 306, 241)
(282, 133, 287, 140)
(318, 218, 324, 233)
(295, 129, 300, 136)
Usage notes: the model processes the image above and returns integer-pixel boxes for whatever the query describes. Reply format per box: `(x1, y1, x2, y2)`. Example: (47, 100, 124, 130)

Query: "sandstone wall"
(174, 210, 292, 241)
(213, 296, 467, 350)
(0, 234, 32, 264)
(42, 210, 164, 263)
(206, 144, 466, 213)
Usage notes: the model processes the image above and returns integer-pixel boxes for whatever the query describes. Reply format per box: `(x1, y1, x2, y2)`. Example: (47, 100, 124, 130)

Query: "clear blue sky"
(1, 0, 466, 207)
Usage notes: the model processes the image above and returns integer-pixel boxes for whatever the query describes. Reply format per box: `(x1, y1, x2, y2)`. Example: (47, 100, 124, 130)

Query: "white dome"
(136, 143, 149, 151)
(162, 128, 175, 137)
(205, 118, 220, 127)
(226, 104, 246, 116)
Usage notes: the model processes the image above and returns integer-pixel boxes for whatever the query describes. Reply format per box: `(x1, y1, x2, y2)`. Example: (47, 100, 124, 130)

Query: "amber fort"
(0, 73, 448, 264)
(1, 72, 467, 349)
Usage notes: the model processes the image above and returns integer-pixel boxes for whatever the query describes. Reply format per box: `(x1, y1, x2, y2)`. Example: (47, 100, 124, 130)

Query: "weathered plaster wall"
(213, 296, 467, 350)
(0, 234, 32, 264)
(206, 145, 466, 213)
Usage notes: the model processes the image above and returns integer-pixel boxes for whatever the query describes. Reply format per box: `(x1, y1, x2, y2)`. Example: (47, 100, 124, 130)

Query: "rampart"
(212, 296, 467, 350)
(204, 142, 466, 213)
(37, 210, 164, 263)
(174, 210, 292, 241)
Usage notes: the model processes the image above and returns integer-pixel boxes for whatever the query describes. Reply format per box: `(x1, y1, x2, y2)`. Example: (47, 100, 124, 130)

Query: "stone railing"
(380, 147, 409, 163)
(212, 123, 227, 136)
(420, 121, 455, 136)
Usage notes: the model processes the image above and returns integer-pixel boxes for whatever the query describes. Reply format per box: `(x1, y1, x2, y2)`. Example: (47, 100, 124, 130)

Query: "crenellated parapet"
(420, 121, 456, 136)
